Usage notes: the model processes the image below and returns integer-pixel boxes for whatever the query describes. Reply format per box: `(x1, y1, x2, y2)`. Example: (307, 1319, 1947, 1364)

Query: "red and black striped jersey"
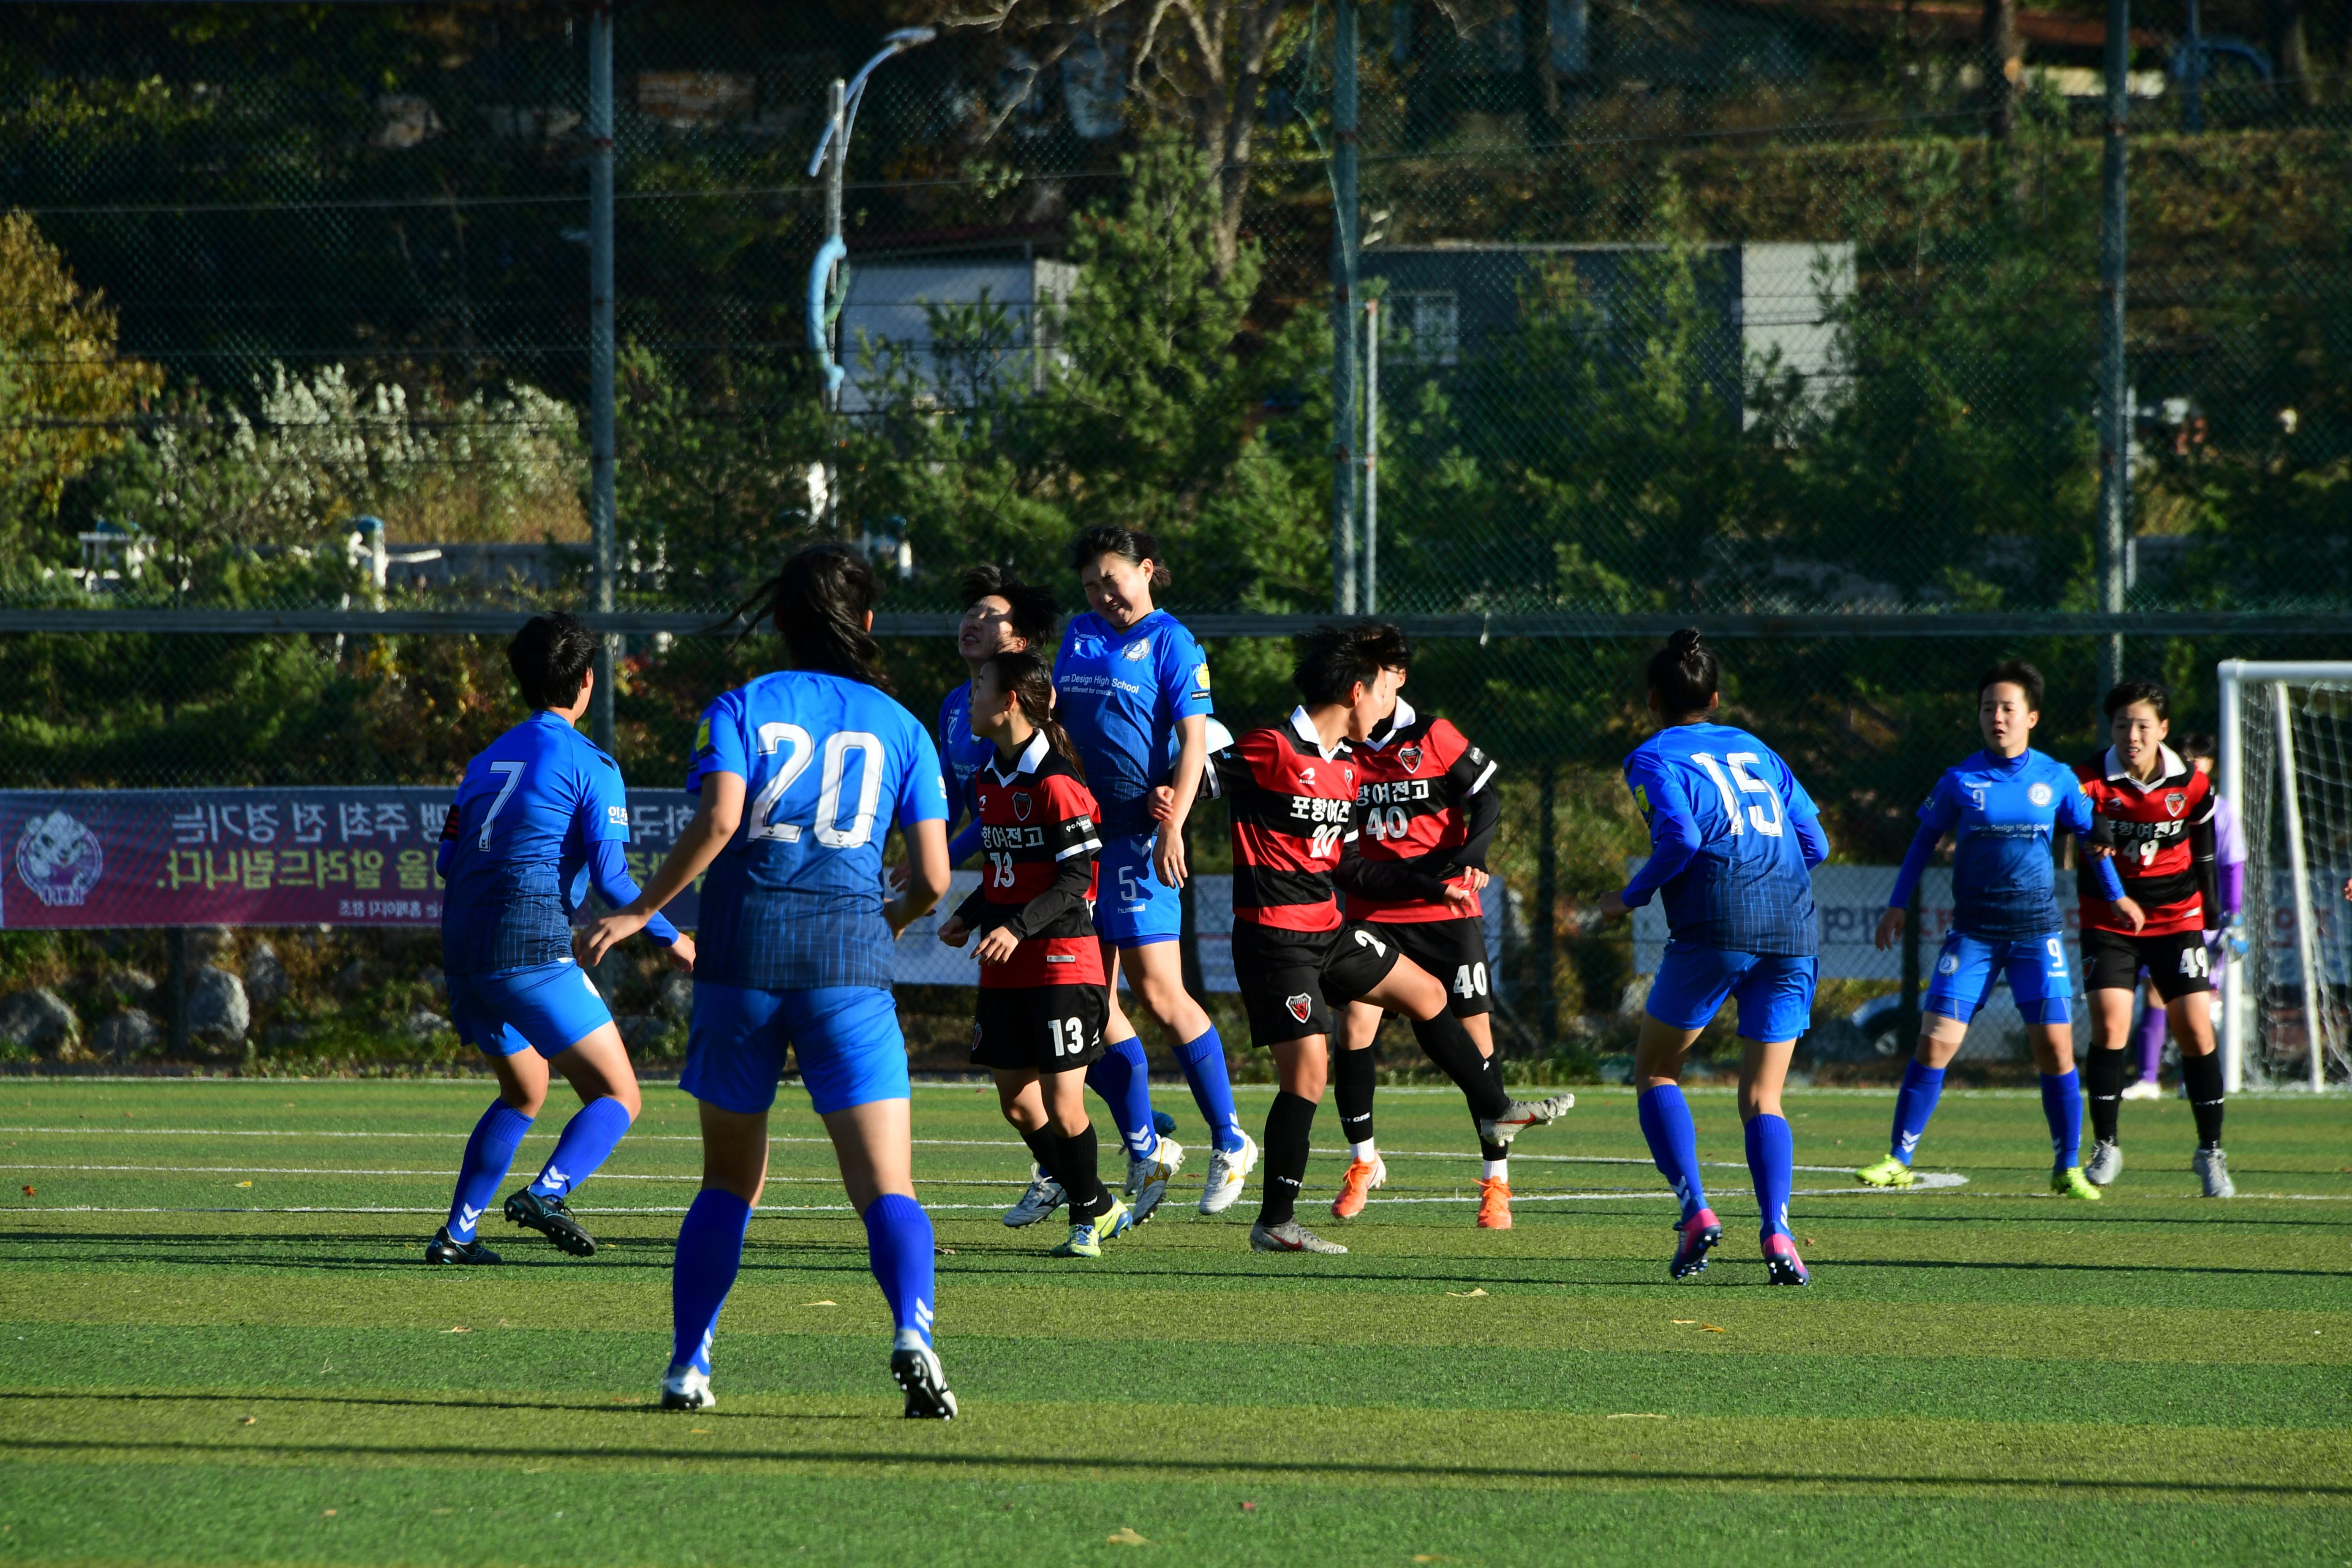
(2074, 746, 2217, 936)
(1345, 701, 1500, 924)
(1211, 708, 1360, 933)
(950, 731, 1105, 989)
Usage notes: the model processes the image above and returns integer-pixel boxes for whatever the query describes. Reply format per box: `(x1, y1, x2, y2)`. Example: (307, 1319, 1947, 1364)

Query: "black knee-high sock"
(1412, 1010, 1510, 1119)
(1019, 1124, 1062, 1181)
(1335, 1047, 1377, 1149)
(1056, 1123, 1113, 1218)
(2086, 1046, 2127, 1144)
(1256, 1092, 1318, 1228)
(2181, 1050, 2227, 1149)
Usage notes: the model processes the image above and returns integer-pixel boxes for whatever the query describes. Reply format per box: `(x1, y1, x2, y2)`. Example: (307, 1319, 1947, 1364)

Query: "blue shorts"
(447, 961, 613, 1060)
(1927, 930, 2075, 1027)
(1645, 942, 1817, 1042)
(680, 982, 910, 1116)
(1094, 831, 1182, 947)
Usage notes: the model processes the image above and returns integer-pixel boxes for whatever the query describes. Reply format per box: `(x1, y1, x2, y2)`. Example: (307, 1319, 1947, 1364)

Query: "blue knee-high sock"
(528, 1096, 635, 1198)
(445, 1100, 533, 1241)
(1746, 1113, 1795, 1243)
(862, 1193, 937, 1348)
(1086, 1036, 1157, 1160)
(671, 1189, 752, 1375)
(1891, 1060, 1946, 1165)
(1176, 1026, 1245, 1154)
(2040, 1069, 2084, 1173)
(1636, 1084, 1709, 1222)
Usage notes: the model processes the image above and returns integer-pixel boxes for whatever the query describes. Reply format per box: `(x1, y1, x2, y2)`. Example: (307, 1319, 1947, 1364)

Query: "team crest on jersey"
(1398, 743, 1424, 773)
(1284, 994, 1314, 1024)
(2028, 782, 2054, 807)
(1122, 638, 1152, 662)
(1937, 953, 1961, 975)
(1012, 792, 1034, 822)
(2164, 790, 2187, 817)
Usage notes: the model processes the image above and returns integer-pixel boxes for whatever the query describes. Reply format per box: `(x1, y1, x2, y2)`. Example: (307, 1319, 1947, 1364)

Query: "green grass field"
(0, 1077, 2343, 1567)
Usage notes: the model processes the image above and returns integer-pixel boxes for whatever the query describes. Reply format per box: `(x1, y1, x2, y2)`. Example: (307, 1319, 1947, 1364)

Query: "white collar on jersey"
(2104, 743, 2184, 792)
(1289, 705, 1348, 762)
(986, 727, 1051, 785)
(1362, 697, 1416, 751)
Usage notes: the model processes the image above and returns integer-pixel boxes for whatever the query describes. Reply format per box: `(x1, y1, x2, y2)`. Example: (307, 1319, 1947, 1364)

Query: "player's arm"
(1794, 812, 1830, 868)
(883, 729, 953, 936)
(585, 838, 682, 950)
(1878, 777, 1958, 950)
(2060, 781, 2132, 918)
(937, 882, 988, 947)
(434, 793, 462, 879)
(1598, 760, 1698, 920)
(1152, 641, 1214, 887)
(2190, 792, 2220, 931)
(584, 771, 740, 963)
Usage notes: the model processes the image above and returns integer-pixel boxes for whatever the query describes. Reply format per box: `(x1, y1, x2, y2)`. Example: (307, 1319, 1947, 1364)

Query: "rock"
(618, 1015, 671, 1051)
(188, 925, 236, 961)
(111, 968, 159, 1005)
(0, 988, 79, 1056)
(185, 966, 249, 1045)
(244, 941, 287, 1009)
(405, 1008, 452, 1043)
(656, 971, 694, 1020)
(93, 1008, 162, 1061)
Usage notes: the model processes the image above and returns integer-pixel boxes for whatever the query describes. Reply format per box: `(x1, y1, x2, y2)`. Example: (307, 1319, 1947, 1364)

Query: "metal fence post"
(1330, 0, 1361, 616)
(588, 2, 618, 751)
(1362, 294, 1379, 614)
(1535, 762, 1559, 1050)
(2093, 0, 2131, 696)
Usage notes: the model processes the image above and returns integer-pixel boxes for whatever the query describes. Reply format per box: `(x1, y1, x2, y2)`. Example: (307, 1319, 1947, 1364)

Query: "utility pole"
(2094, 0, 2131, 695)
(587, 2, 617, 750)
(1330, 0, 1361, 616)
(1361, 295, 1379, 614)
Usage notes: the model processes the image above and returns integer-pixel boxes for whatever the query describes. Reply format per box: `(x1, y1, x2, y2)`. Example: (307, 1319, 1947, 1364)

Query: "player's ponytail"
(985, 649, 1085, 781)
(1647, 627, 1719, 718)
(721, 543, 894, 694)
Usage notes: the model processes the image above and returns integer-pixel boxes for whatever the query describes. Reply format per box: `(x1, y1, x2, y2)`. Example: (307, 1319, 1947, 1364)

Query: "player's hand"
(882, 895, 926, 937)
(1456, 866, 1490, 893)
(1148, 785, 1177, 825)
(1875, 907, 1906, 952)
(665, 932, 697, 971)
(1595, 890, 1629, 921)
(972, 925, 1021, 965)
(584, 909, 648, 965)
(937, 915, 970, 948)
(2343, 874, 2351, 903)
(2224, 917, 2248, 960)
(1154, 827, 1189, 890)
(1442, 882, 1479, 913)
(2111, 896, 2147, 934)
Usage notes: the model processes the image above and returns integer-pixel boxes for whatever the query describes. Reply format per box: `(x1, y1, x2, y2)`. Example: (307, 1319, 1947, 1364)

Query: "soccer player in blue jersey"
(1056, 525, 1252, 1218)
(426, 612, 692, 1266)
(585, 545, 957, 1419)
(1857, 662, 2137, 1200)
(1598, 630, 1829, 1285)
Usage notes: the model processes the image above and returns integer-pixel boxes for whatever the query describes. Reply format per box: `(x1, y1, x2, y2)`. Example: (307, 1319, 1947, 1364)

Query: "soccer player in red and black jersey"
(1327, 639, 1523, 1229)
(936, 651, 1133, 1257)
(1209, 622, 1573, 1254)
(2075, 679, 2232, 1197)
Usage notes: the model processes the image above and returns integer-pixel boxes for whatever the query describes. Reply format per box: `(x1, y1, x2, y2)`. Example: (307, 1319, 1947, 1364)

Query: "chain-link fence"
(0, 4, 2344, 1081)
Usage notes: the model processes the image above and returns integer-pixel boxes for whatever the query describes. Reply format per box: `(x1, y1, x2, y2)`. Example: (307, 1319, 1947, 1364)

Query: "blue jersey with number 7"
(1620, 721, 1824, 956)
(686, 668, 949, 991)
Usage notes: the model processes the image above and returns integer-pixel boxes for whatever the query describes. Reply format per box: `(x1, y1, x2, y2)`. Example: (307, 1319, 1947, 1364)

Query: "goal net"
(2221, 662, 2352, 1092)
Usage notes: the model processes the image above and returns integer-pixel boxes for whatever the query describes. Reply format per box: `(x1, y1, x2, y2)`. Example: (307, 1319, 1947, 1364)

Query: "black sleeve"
(2191, 813, 2219, 930)
(951, 884, 989, 929)
(1449, 778, 1502, 873)
(1005, 852, 1097, 939)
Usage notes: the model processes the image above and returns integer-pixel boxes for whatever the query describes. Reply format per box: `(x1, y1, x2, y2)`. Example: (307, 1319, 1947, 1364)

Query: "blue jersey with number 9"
(686, 669, 948, 991)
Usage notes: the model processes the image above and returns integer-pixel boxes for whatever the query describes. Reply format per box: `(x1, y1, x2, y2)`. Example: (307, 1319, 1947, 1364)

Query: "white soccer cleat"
(1477, 1093, 1575, 1149)
(1127, 1137, 1183, 1224)
(2084, 1138, 2123, 1186)
(2193, 1146, 2235, 1199)
(660, 1366, 715, 1411)
(2120, 1079, 2162, 1101)
(1002, 1164, 1066, 1228)
(1199, 1132, 1258, 1215)
(1250, 1218, 1347, 1254)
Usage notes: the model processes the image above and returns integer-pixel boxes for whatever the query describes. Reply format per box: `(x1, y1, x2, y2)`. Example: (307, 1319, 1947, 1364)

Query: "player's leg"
(1043, 1057, 1131, 1257)
(1388, 919, 1518, 1224)
(1329, 1001, 1386, 1220)
(430, 989, 548, 1264)
(1733, 956, 1811, 1284)
(1122, 936, 1246, 1160)
(1633, 943, 1732, 1277)
(470, 963, 634, 1257)
(1361, 929, 1571, 1148)
(1249, 1030, 1347, 1253)
(1858, 932, 1985, 1188)
(1089, 943, 1180, 1215)
(2153, 935, 2230, 1195)
(990, 1067, 1067, 1228)
(2078, 927, 2140, 1185)
(2009, 936, 2098, 1199)
(2124, 967, 2167, 1098)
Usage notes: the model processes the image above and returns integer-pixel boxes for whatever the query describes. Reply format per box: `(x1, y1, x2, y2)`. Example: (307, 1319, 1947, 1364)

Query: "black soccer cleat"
(892, 1343, 958, 1420)
(504, 1188, 597, 1258)
(425, 1226, 501, 1265)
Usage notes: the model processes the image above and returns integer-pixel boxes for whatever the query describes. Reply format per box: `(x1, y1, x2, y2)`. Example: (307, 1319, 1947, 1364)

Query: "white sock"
(1481, 1158, 1508, 1181)
(1350, 1139, 1378, 1163)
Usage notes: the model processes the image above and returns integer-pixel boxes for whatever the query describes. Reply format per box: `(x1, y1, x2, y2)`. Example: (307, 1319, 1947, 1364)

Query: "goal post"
(2219, 660, 2352, 1093)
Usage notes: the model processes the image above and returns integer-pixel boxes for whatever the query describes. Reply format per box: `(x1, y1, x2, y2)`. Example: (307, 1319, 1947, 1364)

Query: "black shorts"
(970, 985, 1108, 1072)
(1364, 917, 1493, 1018)
(1230, 921, 1402, 1048)
(2081, 925, 2213, 1001)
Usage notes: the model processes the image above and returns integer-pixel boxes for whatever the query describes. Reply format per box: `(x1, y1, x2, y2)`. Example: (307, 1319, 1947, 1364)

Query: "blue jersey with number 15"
(686, 669, 948, 992)
(1622, 722, 1822, 956)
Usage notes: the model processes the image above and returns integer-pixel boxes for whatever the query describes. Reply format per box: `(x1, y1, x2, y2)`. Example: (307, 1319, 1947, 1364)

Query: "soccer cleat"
(1475, 1176, 1513, 1230)
(660, 1366, 715, 1410)
(2084, 1138, 2123, 1186)
(2051, 1166, 2103, 1201)
(1763, 1233, 1810, 1286)
(892, 1342, 958, 1420)
(1002, 1165, 1066, 1228)
(1051, 1195, 1134, 1258)
(1331, 1154, 1388, 1220)
(1250, 1219, 1348, 1254)
(1853, 1154, 1916, 1189)
(1198, 1133, 1257, 1216)
(504, 1188, 596, 1258)
(425, 1226, 500, 1266)
(1127, 1137, 1184, 1224)
(1669, 1208, 1721, 1279)
(1476, 1093, 1575, 1149)
(2120, 1078, 2163, 1101)
(2193, 1146, 2235, 1199)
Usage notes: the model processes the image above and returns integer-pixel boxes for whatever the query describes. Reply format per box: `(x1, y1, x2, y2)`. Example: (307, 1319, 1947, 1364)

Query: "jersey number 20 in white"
(749, 724, 886, 848)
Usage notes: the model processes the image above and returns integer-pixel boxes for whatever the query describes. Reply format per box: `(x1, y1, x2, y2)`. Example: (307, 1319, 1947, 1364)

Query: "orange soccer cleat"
(1330, 1154, 1388, 1219)
(1475, 1176, 1513, 1230)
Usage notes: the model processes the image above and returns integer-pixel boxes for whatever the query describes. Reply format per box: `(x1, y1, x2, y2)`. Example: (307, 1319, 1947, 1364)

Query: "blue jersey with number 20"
(1621, 722, 1823, 956)
(686, 669, 949, 992)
